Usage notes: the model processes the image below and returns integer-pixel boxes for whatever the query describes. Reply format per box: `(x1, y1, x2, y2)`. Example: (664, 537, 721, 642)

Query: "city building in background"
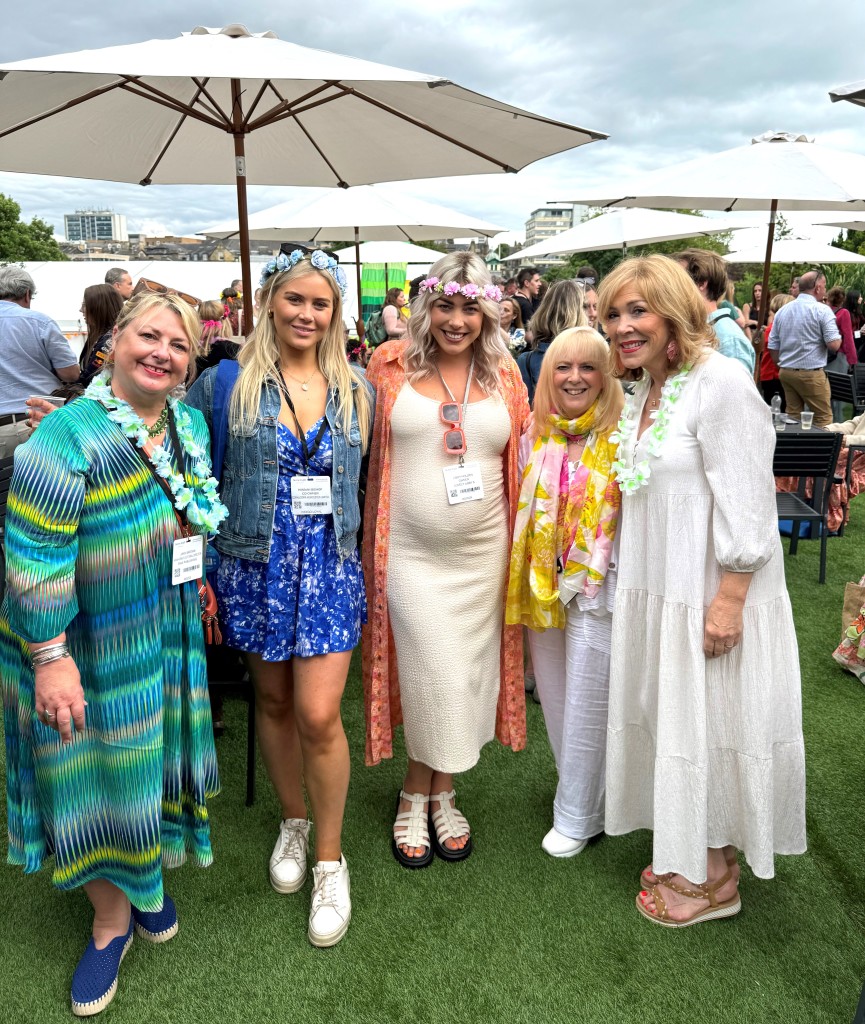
(64, 209, 128, 243)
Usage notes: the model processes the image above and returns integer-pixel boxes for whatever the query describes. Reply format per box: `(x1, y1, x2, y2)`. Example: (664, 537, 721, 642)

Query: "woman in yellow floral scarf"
(506, 327, 622, 858)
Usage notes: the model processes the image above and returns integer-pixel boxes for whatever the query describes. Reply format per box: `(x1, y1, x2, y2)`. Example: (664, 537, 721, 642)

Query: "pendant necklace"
(283, 366, 318, 392)
(147, 405, 170, 437)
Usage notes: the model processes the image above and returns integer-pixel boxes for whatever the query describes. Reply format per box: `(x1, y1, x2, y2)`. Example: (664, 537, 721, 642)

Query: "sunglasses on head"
(133, 278, 200, 308)
(440, 401, 466, 456)
(279, 241, 340, 262)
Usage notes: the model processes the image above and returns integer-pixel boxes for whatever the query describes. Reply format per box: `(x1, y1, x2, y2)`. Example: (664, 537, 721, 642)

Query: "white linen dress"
(605, 351, 806, 882)
(387, 383, 511, 773)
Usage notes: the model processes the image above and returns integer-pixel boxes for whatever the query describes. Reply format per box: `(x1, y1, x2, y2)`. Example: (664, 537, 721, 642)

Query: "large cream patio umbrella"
(563, 131, 865, 345)
(502, 207, 741, 262)
(723, 239, 865, 264)
(198, 183, 505, 335)
(0, 24, 605, 332)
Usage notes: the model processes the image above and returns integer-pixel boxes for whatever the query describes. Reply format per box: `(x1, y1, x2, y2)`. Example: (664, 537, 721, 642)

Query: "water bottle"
(770, 393, 782, 426)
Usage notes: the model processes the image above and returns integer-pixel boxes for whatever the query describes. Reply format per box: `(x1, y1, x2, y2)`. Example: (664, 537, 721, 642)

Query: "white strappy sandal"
(391, 790, 433, 869)
(429, 790, 473, 862)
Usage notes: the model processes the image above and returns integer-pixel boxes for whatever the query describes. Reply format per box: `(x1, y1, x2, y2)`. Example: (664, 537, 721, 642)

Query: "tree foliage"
(0, 193, 67, 262)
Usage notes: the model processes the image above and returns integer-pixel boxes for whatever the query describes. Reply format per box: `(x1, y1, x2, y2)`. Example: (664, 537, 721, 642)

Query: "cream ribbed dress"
(387, 383, 511, 773)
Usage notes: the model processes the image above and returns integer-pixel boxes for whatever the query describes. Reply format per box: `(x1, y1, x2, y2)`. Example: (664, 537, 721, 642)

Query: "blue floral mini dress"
(216, 418, 366, 661)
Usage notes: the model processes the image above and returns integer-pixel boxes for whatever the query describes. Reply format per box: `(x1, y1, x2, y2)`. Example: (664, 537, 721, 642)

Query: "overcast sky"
(3, 0, 865, 246)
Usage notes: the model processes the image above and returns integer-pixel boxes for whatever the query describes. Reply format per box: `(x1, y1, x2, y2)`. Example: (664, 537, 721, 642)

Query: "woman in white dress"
(507, 327, 622, 857)
(598, 254, 806, 927)
(362, 252, 530, 868)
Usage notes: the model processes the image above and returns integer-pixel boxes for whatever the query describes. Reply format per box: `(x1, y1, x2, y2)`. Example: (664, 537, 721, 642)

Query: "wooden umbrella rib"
(291, 114, 349, 187)
(139, 82, 210, 185)
(240, 80, 271, 129)
(118, 77, 229, 129)
(0, 78, 127, 140)
(245, 82, 341, 132)
(190, 77, 231, 125)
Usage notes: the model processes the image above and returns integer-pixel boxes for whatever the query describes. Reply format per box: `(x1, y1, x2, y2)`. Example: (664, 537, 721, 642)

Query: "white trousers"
(528, 604, 612, 840)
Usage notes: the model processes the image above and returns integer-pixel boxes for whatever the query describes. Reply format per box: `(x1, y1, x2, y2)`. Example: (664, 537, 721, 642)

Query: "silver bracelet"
(31, 643, 70, 667)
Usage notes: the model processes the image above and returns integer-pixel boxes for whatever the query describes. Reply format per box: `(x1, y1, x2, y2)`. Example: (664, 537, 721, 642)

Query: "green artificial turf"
(2, 508, 865, 1023)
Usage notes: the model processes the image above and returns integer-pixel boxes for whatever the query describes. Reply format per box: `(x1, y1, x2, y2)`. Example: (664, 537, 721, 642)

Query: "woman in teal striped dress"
(0, 292, 227, 1016)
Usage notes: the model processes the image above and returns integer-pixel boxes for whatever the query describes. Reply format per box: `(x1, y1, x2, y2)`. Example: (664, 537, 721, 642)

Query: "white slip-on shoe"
(308, 855, 351, 948)
(269, 818, 311, 893)
(541, 827, 588, 858)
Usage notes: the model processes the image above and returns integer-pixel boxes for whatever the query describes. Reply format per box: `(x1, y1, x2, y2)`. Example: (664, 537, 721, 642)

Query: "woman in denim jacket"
(187, 246, 373, 949)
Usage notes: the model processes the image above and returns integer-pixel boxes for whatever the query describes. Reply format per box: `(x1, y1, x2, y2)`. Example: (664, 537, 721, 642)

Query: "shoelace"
(278, 824, 307, 863)
(312, 867, 340, 910)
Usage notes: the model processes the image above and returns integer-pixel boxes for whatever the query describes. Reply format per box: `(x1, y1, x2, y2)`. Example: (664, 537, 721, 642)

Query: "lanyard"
(274, 371, 328, 474)
(127, 408, 191, 536)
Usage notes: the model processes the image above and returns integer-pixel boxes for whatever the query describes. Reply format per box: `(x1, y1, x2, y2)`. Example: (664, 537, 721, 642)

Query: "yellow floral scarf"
(506, 403, 621, 631)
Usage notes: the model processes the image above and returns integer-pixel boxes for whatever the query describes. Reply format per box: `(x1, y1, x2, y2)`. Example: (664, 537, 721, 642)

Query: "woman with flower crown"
(598, 255, 805, 928)
(362, 251, 529, 868)
(0, 292, 226, 1015)
(187, 244, 373, 949)
(506, 326, 622, 859)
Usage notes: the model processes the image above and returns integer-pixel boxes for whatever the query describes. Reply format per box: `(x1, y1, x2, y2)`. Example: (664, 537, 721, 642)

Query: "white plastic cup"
(800, 410, 814, 430)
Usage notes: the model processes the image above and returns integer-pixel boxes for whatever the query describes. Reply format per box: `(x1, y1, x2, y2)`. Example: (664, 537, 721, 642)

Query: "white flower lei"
(84, 372, 229, 533)
(609, 365, 691, 495)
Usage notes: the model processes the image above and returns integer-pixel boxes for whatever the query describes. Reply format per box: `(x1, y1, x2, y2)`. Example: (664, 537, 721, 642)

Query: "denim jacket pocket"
(225, 420, 262, 481)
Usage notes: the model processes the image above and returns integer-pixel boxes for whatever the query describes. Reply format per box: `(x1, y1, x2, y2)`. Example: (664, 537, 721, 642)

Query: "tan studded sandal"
(640, 845, 739, 889)
(391, 790, 433, 869)
(429, 790, 473, 862)
(636, 867, 741, 928)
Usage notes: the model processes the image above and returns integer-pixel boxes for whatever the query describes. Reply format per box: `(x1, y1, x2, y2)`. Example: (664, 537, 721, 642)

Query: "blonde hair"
(531, 328, 624, 438)
(597, 254, 716, 380)
(112, 291, 202, 362)
(198, 298, 232, 354)
(770, 292, 794, 313)
(405, 251, 510, 394)
(230, 262, 372, 452)
(529, 279, 588, 346)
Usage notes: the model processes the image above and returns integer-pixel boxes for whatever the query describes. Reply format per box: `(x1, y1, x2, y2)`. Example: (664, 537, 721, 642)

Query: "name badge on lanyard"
(172, 534, 205, 585)
(442, 462, 484, 504)
(291, 475, 333, 515)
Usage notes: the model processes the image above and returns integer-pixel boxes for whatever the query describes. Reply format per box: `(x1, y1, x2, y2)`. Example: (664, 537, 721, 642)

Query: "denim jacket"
(186, 365, 374, 563)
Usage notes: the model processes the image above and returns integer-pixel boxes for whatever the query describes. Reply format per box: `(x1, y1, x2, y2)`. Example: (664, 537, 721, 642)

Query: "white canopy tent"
(503, 208, 742, 261)
(0, 24, 605, 333)
(723, 239, 865, 265)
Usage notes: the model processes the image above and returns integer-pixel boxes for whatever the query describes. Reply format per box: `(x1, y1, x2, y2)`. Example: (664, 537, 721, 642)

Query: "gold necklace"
(282, 366, 319, 392)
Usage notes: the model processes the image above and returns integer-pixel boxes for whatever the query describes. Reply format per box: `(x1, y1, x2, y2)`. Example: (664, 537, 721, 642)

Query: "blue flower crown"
(260, 247, 348, 297)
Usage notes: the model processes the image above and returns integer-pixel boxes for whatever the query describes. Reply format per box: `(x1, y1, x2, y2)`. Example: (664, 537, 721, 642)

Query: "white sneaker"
(308, 855, 351, 948)
(268, 818, 311, 893)
(541, 827, 588, 858)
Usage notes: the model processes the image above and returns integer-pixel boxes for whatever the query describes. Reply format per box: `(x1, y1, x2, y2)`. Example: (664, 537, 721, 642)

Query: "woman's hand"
(35, 659, 86, 744)
(26, 396, 60, 430)
(704, 571, 752, 658)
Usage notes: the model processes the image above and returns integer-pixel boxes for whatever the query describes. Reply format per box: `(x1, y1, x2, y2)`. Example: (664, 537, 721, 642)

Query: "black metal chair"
(773, 431, 843, 583)
(828, 367, 865, 417)
(0, 455, 14, 604)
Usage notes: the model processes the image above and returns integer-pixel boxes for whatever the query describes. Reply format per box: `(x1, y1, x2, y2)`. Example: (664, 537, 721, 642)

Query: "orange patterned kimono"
(361, 339, 530, 767)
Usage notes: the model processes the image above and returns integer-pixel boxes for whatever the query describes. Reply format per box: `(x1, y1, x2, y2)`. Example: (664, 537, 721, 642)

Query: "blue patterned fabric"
(217, 419, 366, 661)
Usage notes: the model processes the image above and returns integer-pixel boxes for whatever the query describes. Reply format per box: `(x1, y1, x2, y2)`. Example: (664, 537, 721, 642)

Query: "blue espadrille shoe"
(71, 916, 134, 1017)
(132, 894, 178, 943)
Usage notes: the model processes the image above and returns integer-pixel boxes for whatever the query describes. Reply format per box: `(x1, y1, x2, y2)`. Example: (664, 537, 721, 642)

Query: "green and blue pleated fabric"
(0, 398, 220, 911)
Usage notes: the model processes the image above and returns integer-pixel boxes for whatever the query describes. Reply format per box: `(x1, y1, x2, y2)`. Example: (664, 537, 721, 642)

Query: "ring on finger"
(43, 710, 56, 720)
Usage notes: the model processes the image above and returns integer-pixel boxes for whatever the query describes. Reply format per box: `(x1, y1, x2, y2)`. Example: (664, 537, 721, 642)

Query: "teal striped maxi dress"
(0, 397, 220, 911)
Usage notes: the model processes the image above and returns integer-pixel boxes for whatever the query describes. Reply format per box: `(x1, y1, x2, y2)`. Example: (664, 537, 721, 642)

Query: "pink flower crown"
(419, 277, 502, 302)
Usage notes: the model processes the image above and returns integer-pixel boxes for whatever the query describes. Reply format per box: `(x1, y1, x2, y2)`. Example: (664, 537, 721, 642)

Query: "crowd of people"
(2, 240, 857, 1015)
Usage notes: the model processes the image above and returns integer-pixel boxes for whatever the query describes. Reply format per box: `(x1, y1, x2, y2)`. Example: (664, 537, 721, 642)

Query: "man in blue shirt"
(675, 248, 756, 375)
(767, 270, 840, 427)
(0, 266, 78, 458)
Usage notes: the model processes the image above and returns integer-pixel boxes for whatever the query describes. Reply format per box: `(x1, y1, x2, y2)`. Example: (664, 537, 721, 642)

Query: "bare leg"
(292, 651, 352, 863)
(84, 880, 131, 949)
(245, 653, 306, 821)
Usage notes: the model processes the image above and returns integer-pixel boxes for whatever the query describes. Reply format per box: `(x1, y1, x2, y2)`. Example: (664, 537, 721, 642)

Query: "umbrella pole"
(754, 199, 777, 384)
(231, 79, 254, 338)
(354, 226, 365, 343)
